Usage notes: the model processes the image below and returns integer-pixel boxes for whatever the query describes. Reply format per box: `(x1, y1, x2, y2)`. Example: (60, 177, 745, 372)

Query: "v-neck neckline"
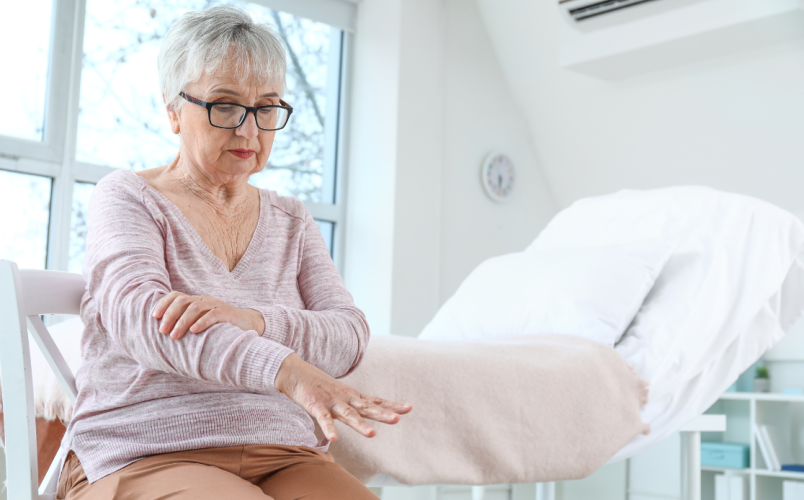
(128, 169, 268, 279)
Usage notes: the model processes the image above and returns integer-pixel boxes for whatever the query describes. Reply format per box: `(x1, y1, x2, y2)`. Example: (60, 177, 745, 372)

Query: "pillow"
(418, 241, 671, 347)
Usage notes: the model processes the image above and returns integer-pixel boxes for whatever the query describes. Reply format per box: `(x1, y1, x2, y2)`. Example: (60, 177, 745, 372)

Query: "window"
(0, 170, 52, 269)
(0, 0, 53, 141)
(1, 0, 352, 276)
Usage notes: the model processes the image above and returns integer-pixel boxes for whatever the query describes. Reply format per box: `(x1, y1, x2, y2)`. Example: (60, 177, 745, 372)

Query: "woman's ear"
(164, 92, 181, 135)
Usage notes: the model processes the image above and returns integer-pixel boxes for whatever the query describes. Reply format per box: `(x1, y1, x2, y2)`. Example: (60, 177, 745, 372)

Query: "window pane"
(0, 170, 52, 269)
(77, 0, 340, 203)
(0, 0, 53, 141)
(70, 182, 96, 274)
(315, 219, 334, 257)
(248, 17, 338, 204)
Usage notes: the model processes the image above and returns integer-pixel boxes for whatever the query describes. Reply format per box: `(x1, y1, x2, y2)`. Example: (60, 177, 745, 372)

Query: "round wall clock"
(481, 151, 516, 202)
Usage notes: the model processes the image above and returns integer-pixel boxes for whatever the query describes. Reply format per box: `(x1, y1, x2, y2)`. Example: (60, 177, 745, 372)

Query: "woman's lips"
(229, 149, 255, 159)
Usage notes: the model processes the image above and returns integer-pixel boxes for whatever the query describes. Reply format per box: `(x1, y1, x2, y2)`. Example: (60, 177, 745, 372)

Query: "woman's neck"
(164, 153, 255, 214)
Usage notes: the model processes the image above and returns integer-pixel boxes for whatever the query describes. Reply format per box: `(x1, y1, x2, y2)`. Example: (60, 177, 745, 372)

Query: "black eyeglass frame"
(179, 92, 294, 131)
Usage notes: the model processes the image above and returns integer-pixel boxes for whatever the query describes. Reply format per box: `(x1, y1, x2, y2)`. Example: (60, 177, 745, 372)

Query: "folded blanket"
(329, 334, 649, 485)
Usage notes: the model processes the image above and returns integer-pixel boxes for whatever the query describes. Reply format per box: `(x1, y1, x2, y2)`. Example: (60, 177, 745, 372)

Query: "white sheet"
(576, 187, 804, 461)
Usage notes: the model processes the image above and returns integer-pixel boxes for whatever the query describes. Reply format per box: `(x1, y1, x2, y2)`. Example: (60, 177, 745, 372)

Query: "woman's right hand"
(274, 353, 412, 442)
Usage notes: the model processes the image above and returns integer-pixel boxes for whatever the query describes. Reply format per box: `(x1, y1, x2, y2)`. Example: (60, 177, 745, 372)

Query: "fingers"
(310, 404, 338, 442)
(151, 291, 184, 320)
(357, 394, 413, 417)
(349, 397, 402, 424)
(189, 308, 222, 335)
(168, 299, 214, 339)
(155, 294, 209, 339)
(332, 400, 376, 438)
(277, 355, 411, 442)
(378, 398, 414, 415)
(155, 293, 193, 336)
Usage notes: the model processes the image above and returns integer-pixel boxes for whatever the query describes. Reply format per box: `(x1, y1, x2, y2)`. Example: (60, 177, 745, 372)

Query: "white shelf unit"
(699, 392, 804, 500)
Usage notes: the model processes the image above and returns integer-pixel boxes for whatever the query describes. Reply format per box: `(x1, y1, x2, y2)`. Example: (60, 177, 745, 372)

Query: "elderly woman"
(56, 6, 410, 500)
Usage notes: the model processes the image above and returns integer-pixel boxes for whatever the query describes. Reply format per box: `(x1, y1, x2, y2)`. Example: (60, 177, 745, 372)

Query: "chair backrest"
(0, 260, 85, 500)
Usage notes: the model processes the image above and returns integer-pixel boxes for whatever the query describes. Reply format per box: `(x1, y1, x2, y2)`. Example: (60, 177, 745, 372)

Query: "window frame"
(0, 0, 352, 273)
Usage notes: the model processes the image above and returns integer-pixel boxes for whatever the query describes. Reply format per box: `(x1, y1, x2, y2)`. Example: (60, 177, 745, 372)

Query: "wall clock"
(481, 151, 516, 202)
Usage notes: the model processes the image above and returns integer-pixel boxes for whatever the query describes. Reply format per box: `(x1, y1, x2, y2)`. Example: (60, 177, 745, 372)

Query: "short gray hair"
(158, 5, 287, 111)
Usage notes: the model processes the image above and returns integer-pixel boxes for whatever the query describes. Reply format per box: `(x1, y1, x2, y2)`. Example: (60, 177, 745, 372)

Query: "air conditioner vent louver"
(560, 0, 659, 21)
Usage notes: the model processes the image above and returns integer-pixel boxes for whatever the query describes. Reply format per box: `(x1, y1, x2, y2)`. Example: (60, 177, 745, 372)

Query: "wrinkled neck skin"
(163, 151, 256, 217)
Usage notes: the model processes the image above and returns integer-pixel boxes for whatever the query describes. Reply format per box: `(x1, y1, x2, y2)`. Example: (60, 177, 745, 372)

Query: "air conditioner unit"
(559, 0, 660, 22)
(558, 0, 804, 79)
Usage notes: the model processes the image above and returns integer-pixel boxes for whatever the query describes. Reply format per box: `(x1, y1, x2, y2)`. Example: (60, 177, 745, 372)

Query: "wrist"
(245, 307, 266, 335)
(275, 352, 301, 395)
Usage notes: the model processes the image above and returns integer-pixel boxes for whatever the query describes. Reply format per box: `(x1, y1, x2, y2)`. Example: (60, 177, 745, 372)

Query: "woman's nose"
(236, 111, 259, 139)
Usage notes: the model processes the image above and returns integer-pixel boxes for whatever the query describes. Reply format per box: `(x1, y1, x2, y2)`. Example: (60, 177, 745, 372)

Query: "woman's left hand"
(151, 291, 265, 339)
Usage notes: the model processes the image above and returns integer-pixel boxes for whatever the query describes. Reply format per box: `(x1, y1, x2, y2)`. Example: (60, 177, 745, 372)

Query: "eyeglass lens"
(210, 104, 289, 130)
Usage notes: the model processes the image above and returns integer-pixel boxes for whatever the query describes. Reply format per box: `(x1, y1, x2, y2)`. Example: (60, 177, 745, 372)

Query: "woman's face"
(168, 70, 282, 182)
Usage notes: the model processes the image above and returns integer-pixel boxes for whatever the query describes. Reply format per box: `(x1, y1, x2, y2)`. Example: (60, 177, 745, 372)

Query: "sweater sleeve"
(248, 204, 370, 379)
(83, 174, 293, 393)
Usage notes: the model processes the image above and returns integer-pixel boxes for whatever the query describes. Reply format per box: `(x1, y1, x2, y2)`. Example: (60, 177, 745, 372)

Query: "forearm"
(98, 282, 292, 393)
(250, 304, 368, 378)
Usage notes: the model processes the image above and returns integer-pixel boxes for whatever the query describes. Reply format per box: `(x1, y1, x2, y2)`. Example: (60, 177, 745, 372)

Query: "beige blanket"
(329, 334, 649, 485)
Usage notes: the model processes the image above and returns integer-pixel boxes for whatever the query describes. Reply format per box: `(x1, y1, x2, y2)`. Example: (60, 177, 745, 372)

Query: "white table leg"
(536, 482, 555, 500)
(471, 485, 486, 500)
(680, 430, 701, 500)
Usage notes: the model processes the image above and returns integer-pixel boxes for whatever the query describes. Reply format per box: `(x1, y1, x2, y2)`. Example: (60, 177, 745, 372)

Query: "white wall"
(439, 0, 556, 303)
(474, 0, 804, 218)
(343, 0, 401, 336)
(344, 0, 557, 337)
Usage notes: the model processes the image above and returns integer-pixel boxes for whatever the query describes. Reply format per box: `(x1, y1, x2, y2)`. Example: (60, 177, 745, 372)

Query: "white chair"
(0, 259, 85, 500)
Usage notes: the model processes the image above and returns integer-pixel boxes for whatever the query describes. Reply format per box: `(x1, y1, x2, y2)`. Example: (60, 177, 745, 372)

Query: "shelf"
(696, 392, 804, 499)
(754, 469, 804, 480)
(701, 465, 750, 473)
(701, 467, 804, 480)
(718, 392, 804, 403)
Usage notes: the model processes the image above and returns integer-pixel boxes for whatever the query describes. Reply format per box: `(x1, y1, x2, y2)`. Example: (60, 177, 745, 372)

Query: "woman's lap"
(58, 445, 378, 500)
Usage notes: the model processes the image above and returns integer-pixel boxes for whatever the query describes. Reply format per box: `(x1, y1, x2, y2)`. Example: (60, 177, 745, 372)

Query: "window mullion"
(46, 0, 87, 272)
(0, 157, 60, 179)
(42, 0, 81, 163)
(72, 162, 116, 184)
(331, 31, 353, 272)
(319, 28, 343, 206)
(46, 176, 72, 272)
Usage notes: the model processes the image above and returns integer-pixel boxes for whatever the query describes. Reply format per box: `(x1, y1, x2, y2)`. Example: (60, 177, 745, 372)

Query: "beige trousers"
(56, 445, 379, 500)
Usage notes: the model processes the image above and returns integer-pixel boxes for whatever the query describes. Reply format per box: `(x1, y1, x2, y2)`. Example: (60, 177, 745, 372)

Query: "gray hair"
(158, 5, 287, 111)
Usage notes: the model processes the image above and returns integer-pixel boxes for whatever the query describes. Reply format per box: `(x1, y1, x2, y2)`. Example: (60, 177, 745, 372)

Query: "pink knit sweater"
(58, 168, 369, 483)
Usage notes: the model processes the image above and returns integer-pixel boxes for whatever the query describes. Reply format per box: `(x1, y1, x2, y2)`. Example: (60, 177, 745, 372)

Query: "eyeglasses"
(179, 92, 293, 131)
